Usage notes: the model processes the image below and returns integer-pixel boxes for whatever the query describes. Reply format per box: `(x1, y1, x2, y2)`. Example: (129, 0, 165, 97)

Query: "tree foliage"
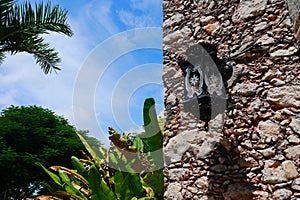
(0, 0, 73, 74)
(0, 105, 84, 198)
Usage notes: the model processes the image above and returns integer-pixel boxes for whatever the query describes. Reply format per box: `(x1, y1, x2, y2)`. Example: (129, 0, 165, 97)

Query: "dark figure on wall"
(177, 43, 233, 131)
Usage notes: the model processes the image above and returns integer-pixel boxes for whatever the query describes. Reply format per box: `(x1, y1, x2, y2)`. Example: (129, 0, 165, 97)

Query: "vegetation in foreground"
(37, 98, 164, 200)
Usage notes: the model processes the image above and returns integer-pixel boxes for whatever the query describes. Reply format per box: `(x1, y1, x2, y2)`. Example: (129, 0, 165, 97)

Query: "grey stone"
(163, 13, 184, 28)
(284, 144, 300, 160)
(290, 117, 300, 135)
(164, 182, 183, 200)
(253, 21, 268, 32)
(270, 78, 285, 86)
(257, 120, 280, 143)
(163, 26, 191, 48)
(270, 46, 298, 57)
(231, 82, 259, 96)
(200, 16, 216, 25)
(258, 147, 275, 158)
(262, 160, 298, 183)
(273, 189, 293, 200)
(255, 35, 275, 50)
(253, 191, 269, 200)
(287, 134, 300, 144)
(292, 178, 300, 191)
(166, 93, 177, 106)
(267, 85, 300, 108)
(287, 0, 300, 41)
(168, 168, 189, 180)
(187, 186, 198, 194)
(262, 70, 276, 81)
(195, 176, 209, 191)
(232, 0, 267, 23)
(227, 64, 249, 87)
(282, 160, 299, 179)
(164, 130, 219, 164)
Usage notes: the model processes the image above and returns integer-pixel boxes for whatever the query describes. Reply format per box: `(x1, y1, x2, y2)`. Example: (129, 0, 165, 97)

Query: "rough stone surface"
(287, 0, 300, 41)
(267, 85, 300, 108)
(292, 178, 300, 191)
(163, 0, 300, 198)
(257, 120, 280, 143)
(273, 188, 293, 200)
(223, 183, 253, 200)
(262, 160, 298, 183)
(164, 182, 183, 200)
(290, 117, 300, 135)
(164, 130, 218, 164)
(284, 145, 300, 160)
(231, 82, 259, 96)
(232, 0, 268, 23)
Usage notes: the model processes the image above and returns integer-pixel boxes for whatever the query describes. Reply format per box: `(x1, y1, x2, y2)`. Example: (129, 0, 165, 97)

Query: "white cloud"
(117, 0, 162, 28)
(0, 1, 163, 147)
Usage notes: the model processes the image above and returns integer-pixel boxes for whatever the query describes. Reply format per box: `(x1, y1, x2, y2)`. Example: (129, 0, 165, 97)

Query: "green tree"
(0, 105, 84, 199)
(0, 0, 73, 74)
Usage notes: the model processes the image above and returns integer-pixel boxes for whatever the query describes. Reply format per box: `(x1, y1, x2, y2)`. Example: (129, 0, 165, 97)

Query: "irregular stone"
(270, 78, 285, 86)
(163, 26, 191, 47)
(231, 82, 259, 96)
(164, 182, 183, 200)
(282, 160, 299, 179)
(287, 134, 300, 144)
(195, 176, 209, 191)
(248, 98, 262, 112)
(223, 183, 254, 200)
(258, 147, 275, 158)
(200, 16, 216, 25)
(270, 46, 298, 57)
(284, 144, 300, 160)
(187, 186, 198, 194)
(273, 189, 293, 200)
(257, 120, 280, 143)
(232, 0, 268, 23)
(253, 21, 268, 32)
(166, 93, 177, 106)
(290, 117, 300, 135)
(262, 70, 276, 81)
(168, 168, 189, 180)
(253, 191, 269, 199)
(255, 35, 275, 50)
(164, 130, 219, 164)
(292, 177, 300, 191)
(163, 13, 184, 28)
(262, 160, 298, 183)
(227, 64, 249, 87)
(267, 85, 300, 108)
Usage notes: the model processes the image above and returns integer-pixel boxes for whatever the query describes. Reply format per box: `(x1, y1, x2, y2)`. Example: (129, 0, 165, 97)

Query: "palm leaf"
(0, 1, 73, 73)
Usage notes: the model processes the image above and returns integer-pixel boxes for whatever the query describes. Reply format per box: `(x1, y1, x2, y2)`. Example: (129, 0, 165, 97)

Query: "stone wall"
(287, 0, 300, 41)
(163, 0, 300, 199)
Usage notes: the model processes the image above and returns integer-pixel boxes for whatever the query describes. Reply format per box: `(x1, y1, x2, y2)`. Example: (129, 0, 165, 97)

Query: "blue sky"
(0, 0, 163, 145)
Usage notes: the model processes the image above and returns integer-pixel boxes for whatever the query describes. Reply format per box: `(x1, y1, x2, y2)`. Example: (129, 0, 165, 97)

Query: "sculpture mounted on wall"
(178, 43, 233, 131)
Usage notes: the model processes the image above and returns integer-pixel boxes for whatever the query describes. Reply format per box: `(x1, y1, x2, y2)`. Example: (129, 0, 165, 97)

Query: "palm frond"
(0, 1, 73, 74)
(0, 0, 15, 19)
(1, 1, 73, 41)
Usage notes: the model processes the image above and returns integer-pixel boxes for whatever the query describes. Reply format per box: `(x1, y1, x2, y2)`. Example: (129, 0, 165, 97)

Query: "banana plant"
(37, 98, 164, 200)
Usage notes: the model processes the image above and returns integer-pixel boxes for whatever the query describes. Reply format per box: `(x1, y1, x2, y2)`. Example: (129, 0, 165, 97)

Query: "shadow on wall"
(206, 138, 254, 199)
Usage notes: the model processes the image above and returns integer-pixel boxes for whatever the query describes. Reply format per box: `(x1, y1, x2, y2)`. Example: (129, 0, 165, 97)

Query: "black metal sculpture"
(178, 43, 233, 131)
